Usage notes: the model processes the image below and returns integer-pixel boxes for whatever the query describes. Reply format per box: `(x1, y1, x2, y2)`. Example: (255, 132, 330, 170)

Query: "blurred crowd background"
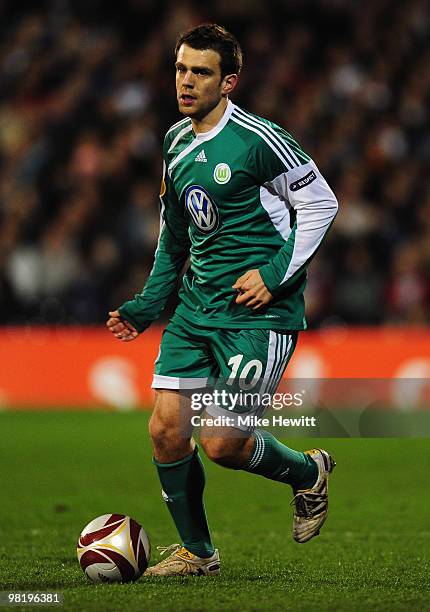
(0, 0, 429, 328)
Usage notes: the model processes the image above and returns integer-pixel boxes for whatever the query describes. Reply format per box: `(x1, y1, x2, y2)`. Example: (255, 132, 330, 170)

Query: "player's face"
(175, 44, 235, 120)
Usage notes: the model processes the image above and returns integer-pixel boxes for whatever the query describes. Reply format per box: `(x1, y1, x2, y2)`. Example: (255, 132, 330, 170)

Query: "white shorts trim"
(151, 374, 209, 390)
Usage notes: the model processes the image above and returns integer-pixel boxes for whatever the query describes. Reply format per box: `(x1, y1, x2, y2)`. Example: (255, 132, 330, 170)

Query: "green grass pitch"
(0, 411, 429, 611)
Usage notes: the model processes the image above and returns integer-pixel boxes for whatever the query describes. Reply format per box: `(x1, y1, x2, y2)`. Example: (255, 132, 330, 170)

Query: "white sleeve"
(262, 160, 338, 288)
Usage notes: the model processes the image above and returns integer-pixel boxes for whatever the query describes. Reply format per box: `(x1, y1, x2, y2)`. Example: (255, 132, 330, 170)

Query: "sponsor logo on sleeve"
(290, 170, 316, 191)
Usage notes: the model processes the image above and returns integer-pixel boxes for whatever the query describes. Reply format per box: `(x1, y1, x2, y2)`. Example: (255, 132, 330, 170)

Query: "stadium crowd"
(0, 0, 429, 327)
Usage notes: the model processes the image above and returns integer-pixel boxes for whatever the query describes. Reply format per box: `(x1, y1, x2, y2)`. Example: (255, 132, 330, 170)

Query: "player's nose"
(182, 70, 195, 87)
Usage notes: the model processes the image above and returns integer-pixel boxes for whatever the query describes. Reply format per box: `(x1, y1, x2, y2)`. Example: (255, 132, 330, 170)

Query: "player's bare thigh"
(149, 389, 195, 463)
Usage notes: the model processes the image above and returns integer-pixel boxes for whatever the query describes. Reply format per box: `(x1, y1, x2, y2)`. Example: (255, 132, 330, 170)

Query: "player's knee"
(148, 414, 173, 447)
(148, 416, 185, 458)
(200, 437, 245, 468)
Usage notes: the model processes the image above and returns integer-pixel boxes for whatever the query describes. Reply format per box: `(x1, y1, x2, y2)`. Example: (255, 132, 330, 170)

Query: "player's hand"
(106, 310, 139, 342)
(232, 269, 273, 310)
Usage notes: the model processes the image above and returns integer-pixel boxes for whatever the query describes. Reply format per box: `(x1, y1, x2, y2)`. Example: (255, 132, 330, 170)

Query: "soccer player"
(107, 24, 338, 576)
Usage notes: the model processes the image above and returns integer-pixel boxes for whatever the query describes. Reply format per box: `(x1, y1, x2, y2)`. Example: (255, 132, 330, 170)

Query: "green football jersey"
(119, 101, 338, 332)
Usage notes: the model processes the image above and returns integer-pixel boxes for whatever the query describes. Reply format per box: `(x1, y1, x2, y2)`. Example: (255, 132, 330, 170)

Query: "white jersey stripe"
(233, 108, 299, 168)
(231, 115, 294, 171)
(236, 106, 307, 166)
(232, 110, 295, 169)
(166, 117, 191, 135)
(168, 124, 193, 153)
(168, 138, 204, 176)
(259, 183, 292, 241)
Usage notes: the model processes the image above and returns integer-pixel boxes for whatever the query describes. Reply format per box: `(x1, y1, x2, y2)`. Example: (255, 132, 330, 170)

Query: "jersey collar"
(194, 99, 235, 142)
(168, 101, 235, 176)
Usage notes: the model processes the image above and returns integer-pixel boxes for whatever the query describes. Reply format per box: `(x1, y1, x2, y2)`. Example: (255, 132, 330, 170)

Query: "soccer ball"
(77, 513, 150, 583)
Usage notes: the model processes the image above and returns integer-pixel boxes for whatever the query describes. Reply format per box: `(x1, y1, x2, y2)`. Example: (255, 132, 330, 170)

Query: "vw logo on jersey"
(185, 185, 219, 233)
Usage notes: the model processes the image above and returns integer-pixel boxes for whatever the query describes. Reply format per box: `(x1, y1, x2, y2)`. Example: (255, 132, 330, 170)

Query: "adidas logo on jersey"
(194, 150, 207, 163)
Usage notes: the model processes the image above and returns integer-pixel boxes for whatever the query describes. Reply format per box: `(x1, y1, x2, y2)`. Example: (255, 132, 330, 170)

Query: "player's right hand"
(106, 310, 139, 342)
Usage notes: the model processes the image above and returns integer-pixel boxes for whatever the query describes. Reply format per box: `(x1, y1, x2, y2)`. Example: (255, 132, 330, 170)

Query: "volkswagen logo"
(185, 185, 219, 233)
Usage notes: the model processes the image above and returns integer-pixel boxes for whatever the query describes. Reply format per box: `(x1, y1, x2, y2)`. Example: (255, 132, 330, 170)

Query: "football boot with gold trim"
(144, 544, 220, 576)
(291, 448, 336, 543)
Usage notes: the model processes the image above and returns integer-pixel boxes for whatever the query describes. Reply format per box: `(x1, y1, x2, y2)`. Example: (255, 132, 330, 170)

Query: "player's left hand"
(232, 269, 273, 310)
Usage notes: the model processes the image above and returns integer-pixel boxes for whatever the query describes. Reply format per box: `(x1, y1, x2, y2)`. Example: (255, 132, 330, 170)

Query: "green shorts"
(152, 316, 298, 409)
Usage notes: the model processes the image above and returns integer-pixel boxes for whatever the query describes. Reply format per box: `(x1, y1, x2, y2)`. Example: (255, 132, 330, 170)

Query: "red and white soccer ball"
(77, 514, 150, 583)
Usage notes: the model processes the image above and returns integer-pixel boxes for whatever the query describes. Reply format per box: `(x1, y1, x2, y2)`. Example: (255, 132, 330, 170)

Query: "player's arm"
(233, 128, 337, 309)
(107, 160, 190, 341)
(257, 159, 338, 297)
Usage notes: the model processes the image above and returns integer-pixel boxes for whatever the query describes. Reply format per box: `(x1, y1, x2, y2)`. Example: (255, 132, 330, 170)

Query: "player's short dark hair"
(175, 23, 243, 77)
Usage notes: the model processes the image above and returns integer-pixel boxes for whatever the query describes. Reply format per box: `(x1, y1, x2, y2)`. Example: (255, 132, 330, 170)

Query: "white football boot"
(291, 448, 336, 543)
(144, 544, 220, 576)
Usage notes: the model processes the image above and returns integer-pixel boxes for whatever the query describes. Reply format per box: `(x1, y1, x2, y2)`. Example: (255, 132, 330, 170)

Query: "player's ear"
(222, 73, 238, 96)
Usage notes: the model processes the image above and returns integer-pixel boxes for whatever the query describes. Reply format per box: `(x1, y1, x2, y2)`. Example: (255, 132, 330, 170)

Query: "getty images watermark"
(189, 389, 316, 429)
(177, 379, 430, 437)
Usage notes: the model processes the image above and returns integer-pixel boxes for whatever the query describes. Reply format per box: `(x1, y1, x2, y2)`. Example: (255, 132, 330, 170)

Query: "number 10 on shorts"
(226, 354, 263, 390)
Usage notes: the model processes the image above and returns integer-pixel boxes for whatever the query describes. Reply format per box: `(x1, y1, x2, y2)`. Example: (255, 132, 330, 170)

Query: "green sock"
(243, 429, 318, 489)
(154, 446, 214, 558)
